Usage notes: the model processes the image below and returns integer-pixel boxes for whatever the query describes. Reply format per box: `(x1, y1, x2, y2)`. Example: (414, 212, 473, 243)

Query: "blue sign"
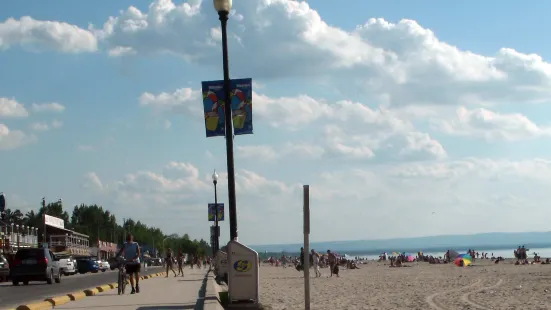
(201, 78, 253, 137)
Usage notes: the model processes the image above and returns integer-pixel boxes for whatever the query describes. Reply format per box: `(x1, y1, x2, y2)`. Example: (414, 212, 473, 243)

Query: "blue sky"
(1, 0, 551, 245)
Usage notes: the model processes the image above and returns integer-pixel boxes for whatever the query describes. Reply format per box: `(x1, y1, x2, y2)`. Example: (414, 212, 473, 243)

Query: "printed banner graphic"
(208, 203, 225, 221)
(202, 78, 253, 137)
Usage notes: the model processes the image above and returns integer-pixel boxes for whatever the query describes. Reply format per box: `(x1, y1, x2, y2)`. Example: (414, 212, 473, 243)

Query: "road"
(0, 266, 163, 309)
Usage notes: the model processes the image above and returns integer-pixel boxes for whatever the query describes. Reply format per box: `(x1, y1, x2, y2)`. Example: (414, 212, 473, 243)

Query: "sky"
(1, 0, 551, 246)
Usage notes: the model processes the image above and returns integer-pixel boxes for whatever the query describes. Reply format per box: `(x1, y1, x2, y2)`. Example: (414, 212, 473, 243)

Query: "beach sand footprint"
(425, 279, 483, 310)
(461, 278, 504, 309)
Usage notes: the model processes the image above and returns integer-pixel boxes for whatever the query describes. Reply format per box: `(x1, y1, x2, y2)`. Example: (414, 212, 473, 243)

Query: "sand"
(258, 260, 551, 310)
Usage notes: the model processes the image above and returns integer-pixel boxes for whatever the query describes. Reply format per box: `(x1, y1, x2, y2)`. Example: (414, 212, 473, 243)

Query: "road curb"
(15, 271, 167, 310)
(15, 301, 52, 310)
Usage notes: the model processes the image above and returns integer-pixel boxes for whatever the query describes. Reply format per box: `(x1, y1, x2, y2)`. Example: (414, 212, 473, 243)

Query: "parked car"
(0, 254, 9, 282)
(76, 258, 99, 274)
(96, 259, 109, 272)
(10, 248, 62, 285)
(56, 256, 76, 275)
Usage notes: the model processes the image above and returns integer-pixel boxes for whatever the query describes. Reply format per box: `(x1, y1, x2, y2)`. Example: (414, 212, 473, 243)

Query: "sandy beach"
(258, 260, 551, 310)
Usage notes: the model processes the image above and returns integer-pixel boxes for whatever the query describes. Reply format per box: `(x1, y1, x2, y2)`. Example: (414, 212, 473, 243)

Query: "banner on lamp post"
(208, 203, 225, 221)
(201, 78, 253, 137)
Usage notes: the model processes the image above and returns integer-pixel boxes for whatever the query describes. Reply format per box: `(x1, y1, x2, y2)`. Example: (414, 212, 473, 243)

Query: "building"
(45, 214, 90, 257)
(90, 240, 118, 259)
(0, 223, 39, 254)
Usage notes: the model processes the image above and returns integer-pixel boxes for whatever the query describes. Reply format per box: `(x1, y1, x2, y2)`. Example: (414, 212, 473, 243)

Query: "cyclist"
(116, 233, 141, 294)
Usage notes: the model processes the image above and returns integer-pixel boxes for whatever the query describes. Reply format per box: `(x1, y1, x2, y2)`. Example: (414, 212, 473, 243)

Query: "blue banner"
(202, 80, 226, 137)
(230, 78, 253, 135)
(202, 78, 253, 137)
(208, 203, 225, 221)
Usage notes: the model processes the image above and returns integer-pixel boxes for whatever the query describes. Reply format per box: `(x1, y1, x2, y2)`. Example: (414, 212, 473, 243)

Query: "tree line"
(2, 201, 210, 257)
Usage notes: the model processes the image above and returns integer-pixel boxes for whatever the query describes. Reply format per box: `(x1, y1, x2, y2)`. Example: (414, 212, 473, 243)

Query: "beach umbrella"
(448, 250, 460, 260)
(454, 254, 472, 267)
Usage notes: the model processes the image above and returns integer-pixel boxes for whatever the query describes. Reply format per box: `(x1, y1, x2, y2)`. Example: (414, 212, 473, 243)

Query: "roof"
(47, 226, 89, 238)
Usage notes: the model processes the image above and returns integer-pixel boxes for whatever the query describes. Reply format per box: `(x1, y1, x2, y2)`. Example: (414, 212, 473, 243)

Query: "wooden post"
(303, 185, 310, 310)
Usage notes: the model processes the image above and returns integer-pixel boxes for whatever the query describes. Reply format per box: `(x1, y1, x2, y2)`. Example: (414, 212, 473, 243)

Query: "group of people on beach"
(264, 248, 363, 277)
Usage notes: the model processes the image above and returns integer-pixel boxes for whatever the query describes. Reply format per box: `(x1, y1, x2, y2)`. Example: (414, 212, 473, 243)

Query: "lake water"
(353, 247, 551, 260)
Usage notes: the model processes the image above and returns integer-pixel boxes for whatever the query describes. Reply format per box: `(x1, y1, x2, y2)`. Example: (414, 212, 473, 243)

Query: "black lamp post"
(213, 0, 238, 242)
(212, 170, 220, 255)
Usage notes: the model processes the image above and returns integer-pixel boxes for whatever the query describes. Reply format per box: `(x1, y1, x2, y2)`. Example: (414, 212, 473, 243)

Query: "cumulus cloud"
(93, 0, 551, 107)
(80, 158, 551, 244)
(432, 107, 551, 141)
(0, 97, 28, 117)
(0, 123, 36, 150)
(31, 103, 65, 113)
(0, 16, 98, 53)
(29, 120, 63, 132)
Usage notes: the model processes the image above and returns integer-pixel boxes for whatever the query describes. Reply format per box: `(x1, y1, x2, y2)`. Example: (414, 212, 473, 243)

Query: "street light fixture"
(212, 170, 220, 256)
(213, 0, 238, 242)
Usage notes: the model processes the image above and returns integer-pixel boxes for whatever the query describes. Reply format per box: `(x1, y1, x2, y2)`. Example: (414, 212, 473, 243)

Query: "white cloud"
(80, 158, 551, 244)
(29, 120, 63, 132)
(0, 16, 97, 53)
(432, 107, 551, 141)
(0, 123, 36, 150)
(139, 88, 201, 117)
(94, 0, 551, 107)
(31, 103, 65, 113)
(0, 97, 28, 117)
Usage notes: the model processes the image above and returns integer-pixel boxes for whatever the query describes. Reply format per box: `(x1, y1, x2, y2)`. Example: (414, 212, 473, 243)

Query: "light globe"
(213, 0, 232, 13)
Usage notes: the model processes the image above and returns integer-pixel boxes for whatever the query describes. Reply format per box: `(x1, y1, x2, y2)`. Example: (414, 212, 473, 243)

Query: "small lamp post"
(212, 170, 220, 256)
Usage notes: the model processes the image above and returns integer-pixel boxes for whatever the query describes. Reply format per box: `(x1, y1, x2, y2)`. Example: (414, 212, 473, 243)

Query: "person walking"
(311, 249, 321, 277)
(116, 233, 142, 294)
(165, 248, 177, 277)
(177, 250, 185, 276)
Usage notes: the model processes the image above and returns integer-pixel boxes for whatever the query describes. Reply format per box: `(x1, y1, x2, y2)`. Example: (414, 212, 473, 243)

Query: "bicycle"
(114, 257, 127, 295)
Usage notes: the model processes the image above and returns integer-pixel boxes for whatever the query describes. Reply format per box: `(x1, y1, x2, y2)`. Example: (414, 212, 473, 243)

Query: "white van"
(56, 256, 76, 275)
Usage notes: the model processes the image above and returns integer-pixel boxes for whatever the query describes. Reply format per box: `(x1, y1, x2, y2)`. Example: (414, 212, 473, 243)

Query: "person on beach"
(311, 249, 321, 277)
(327, 250, 338, 277)
(165, 248, 177, 277)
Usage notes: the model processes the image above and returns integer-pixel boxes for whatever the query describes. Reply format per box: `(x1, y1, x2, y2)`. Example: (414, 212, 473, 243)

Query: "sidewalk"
(55, 267, 220, 310)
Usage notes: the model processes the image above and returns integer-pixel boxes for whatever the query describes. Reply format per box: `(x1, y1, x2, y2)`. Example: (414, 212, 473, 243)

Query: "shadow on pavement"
(177, 279, 203, 282)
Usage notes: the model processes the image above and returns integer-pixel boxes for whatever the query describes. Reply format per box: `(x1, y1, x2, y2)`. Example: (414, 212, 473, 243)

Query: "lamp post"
(212, 170, 220, 256)
(213, 0, 238, 242)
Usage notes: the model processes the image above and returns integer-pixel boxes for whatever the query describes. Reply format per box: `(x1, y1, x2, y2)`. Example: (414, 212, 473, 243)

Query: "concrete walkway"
(56, 267, 218, 310)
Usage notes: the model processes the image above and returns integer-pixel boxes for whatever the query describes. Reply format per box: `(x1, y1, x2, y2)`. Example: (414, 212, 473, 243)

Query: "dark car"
(76, 258, 99, 274)
(0, 254, 9, 281)
(10, 248, 62, 285)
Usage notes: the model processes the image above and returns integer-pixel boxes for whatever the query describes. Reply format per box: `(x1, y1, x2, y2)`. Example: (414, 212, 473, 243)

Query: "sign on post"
(208, 203, 225, 221)
(228, 240, 259, 304)
(202, 78, 253, 137)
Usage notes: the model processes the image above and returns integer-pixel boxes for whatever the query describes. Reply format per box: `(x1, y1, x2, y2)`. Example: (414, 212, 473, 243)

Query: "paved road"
(0, 266, 164, 309)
